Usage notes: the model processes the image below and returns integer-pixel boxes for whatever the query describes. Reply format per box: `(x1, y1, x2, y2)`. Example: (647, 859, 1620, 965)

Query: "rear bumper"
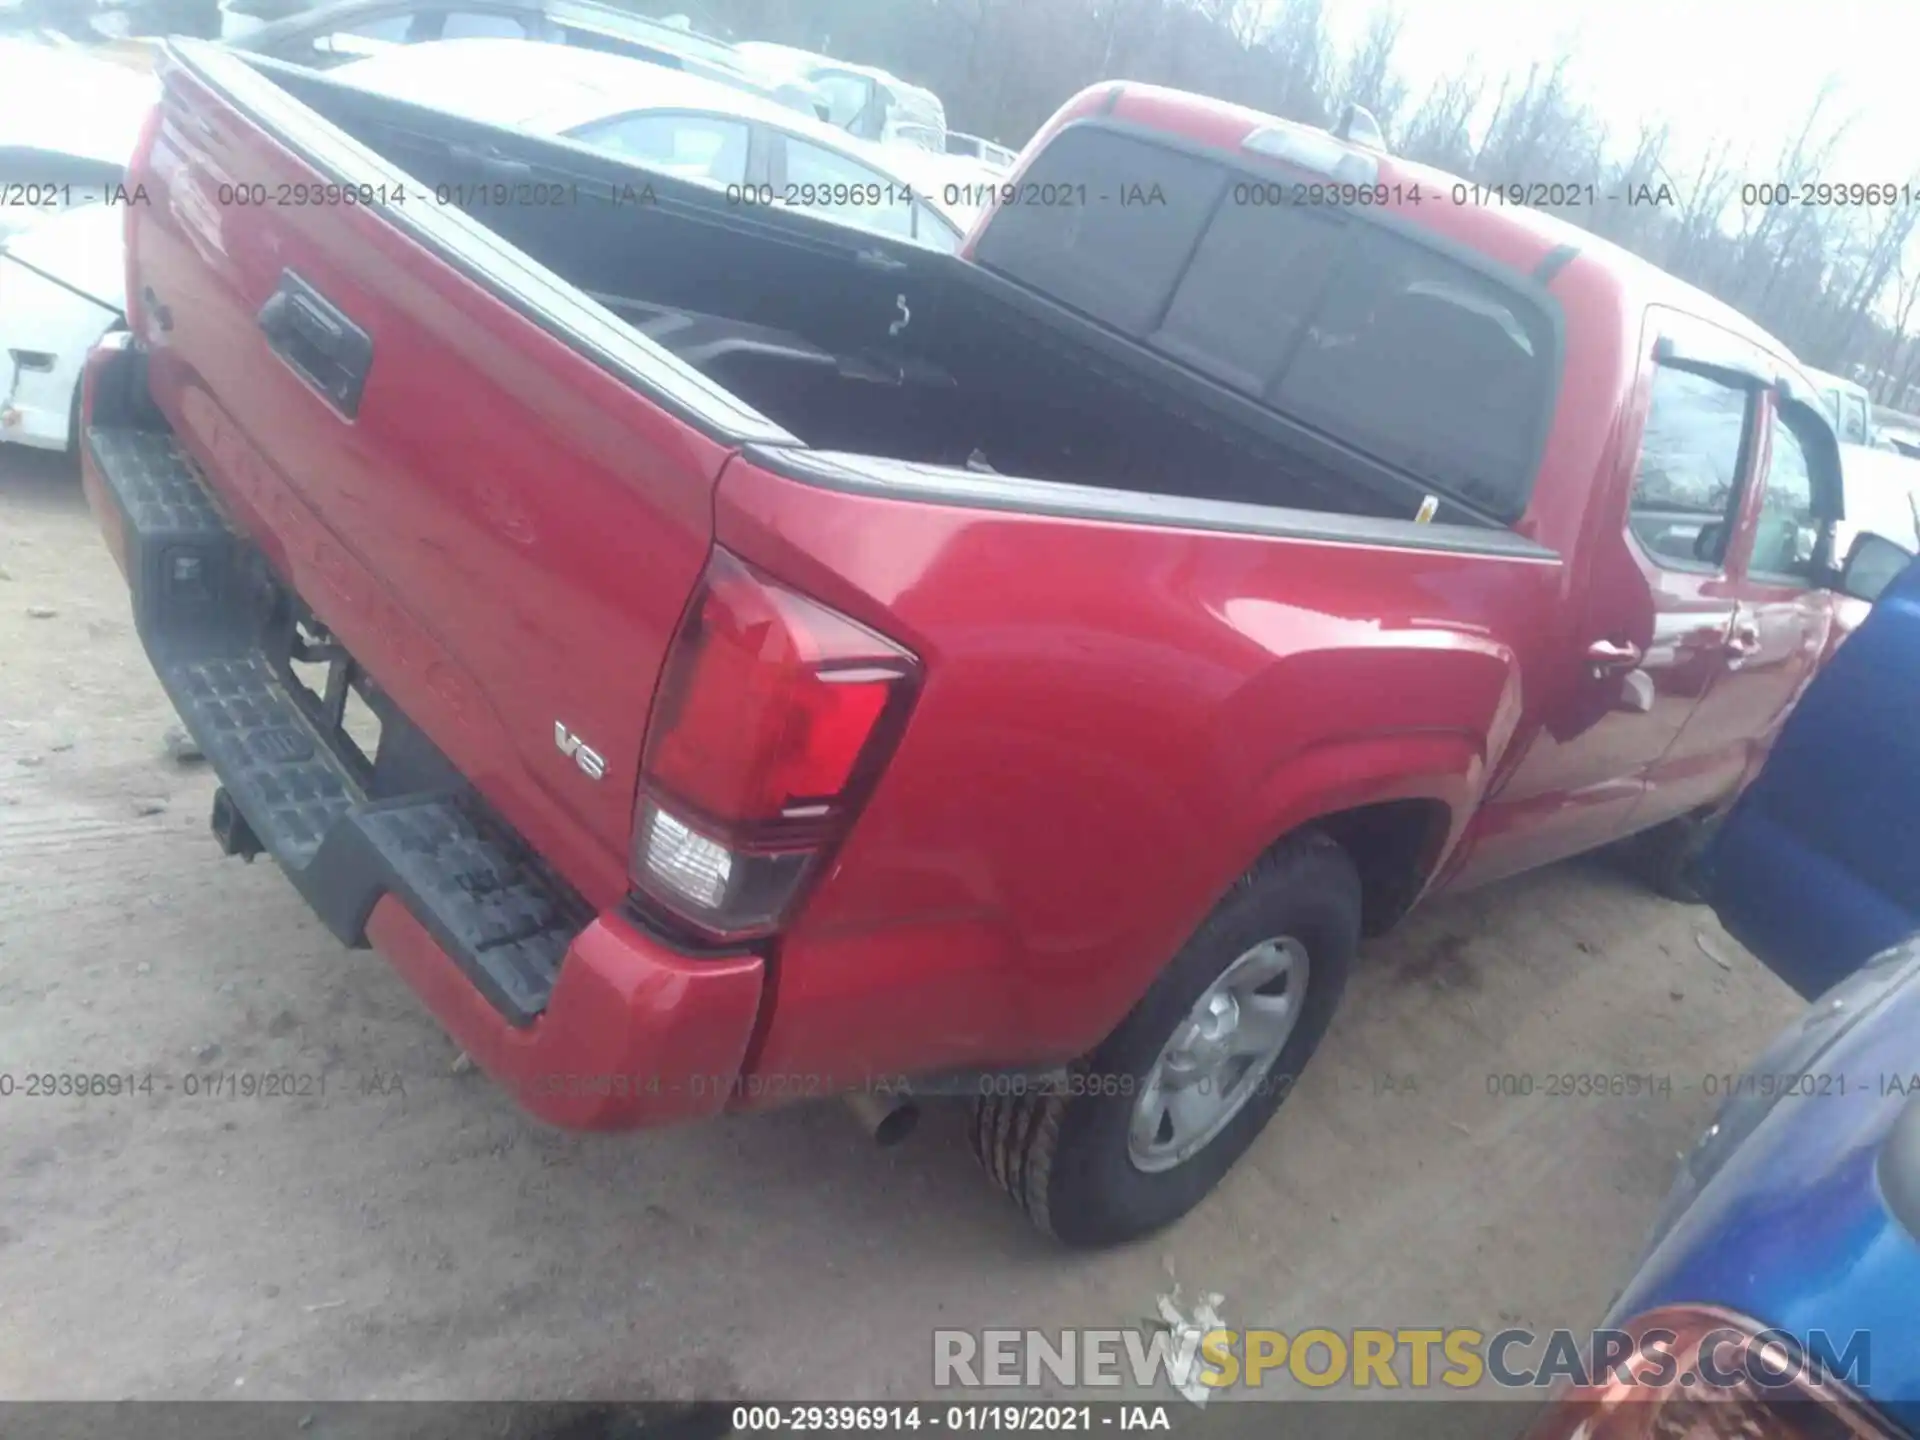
(366, 898, 763, 1129)
(80, 337, 763, 1129)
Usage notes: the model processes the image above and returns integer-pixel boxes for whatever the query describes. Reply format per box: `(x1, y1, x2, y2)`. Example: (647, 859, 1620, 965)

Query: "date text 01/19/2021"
(0, 1071, 332, 1099)
(730, 1405, 1172, 1432)
(1482, 1070, 1920, 1099)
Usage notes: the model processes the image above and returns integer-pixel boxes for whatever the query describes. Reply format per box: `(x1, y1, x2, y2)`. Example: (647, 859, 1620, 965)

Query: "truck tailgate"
(121, 47, 750, 906)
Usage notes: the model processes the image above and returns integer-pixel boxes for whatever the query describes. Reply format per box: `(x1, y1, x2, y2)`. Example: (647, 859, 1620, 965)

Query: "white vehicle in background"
(0, 37, 156, 240)
(733, 40, 948, 153)
(1837, 442, 1920, 556)
(1802, 362, 1883, 448)
(333, 39, 971, 249)
(943, 130, 1017, 171)
(731, 42, 1016, 173)
(0, 201, 126, 452)
(0, 39, 152, 454)
(1830, 440, 1920, 627)
(1884, 427, 1920, 460)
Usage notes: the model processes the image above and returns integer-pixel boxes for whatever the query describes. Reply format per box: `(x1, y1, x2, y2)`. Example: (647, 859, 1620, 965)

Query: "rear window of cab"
(973, 124, 1559, 520)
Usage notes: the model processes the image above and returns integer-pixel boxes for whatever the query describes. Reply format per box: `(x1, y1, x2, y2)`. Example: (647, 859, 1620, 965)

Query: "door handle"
(1586, 637, 1643, 676)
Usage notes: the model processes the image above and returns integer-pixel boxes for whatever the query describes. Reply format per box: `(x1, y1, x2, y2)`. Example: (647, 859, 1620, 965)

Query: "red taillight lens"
(1522, 1306, 1892, 1440)
(631, 548, 918, 942)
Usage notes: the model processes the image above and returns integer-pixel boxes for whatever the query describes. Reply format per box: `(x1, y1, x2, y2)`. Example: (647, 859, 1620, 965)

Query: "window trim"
(969, 115, 1568, 528)
(1624, 358, 1763, 577)
(1745, 392, 1842, 590)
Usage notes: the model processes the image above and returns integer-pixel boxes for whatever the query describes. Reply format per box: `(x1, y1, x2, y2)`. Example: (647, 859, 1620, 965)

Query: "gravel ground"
(0, 444, 1802, 1420)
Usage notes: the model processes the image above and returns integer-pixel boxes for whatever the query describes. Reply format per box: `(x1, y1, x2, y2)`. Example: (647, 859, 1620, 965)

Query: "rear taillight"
(630, 547, 919, 943)
(1522, 1306, 1892, 1440)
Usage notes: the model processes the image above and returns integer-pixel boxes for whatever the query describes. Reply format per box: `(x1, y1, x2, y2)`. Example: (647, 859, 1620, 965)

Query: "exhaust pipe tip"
(844, 1088, 920, 1147)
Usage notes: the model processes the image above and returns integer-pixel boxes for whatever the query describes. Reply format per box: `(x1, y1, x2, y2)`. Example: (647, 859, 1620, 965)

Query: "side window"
(780, 139, 914, 239)
(567, 113, 749, 188)
(1843, 394, 1871, 445)
(439, 10, 535, 38)
(288, 13, 416, 65)
(1627, 366, 1753, 570)
(1750, 411, 1820, 584)
(1272, 226, 1553, 516)
(1819, 388, 1843, 431)
(812, 72, 878, 134)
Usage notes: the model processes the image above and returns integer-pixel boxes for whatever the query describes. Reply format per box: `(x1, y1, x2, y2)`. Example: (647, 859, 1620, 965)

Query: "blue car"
(1526, 533, 1919, 1440)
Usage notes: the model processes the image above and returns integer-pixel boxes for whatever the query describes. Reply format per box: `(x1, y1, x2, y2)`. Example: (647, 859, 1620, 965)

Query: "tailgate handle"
(258, 271, 373, 419)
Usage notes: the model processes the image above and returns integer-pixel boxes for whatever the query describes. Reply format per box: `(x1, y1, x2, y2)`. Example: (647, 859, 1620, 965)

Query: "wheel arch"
(1225, 727, 1489, 935)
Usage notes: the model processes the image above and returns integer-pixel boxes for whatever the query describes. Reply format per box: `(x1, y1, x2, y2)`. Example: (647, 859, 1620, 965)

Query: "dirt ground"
(0, 444, 1803, 1417)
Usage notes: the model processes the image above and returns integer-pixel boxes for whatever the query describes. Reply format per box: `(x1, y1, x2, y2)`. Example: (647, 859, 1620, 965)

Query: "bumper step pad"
(87, 424, 584, 1026)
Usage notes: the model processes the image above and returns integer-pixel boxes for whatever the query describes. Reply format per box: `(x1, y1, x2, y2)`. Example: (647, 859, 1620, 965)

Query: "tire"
(1632, 814, 1719, 905)
(971, 829, 1361, 1248)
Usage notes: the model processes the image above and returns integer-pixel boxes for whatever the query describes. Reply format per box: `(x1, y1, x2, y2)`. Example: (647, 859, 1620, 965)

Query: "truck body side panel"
(711, 452, 1562, 1085)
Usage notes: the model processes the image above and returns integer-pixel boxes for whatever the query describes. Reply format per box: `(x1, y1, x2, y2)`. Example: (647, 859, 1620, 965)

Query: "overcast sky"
(1321, 0, 1919, 184)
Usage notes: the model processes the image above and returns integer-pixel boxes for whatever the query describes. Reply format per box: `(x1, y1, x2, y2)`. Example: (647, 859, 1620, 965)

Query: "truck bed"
(257, 56, 1498, 528)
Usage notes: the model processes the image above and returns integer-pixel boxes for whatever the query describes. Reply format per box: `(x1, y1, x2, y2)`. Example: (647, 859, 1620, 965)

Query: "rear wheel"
(971, 830, 1361, 1247)
(1630, 813, 1721, 904)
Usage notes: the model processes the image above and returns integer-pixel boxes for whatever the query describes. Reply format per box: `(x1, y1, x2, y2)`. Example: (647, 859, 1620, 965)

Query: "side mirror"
(1693, 522, 1725, 564)
(1838, 530, 1913, 604)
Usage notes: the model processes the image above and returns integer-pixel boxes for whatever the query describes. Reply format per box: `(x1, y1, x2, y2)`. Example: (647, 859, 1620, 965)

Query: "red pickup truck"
(82, 42, 1867, 1246)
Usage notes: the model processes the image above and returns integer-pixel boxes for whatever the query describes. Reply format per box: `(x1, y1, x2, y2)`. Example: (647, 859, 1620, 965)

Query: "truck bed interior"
(258, 63, 1465, 527)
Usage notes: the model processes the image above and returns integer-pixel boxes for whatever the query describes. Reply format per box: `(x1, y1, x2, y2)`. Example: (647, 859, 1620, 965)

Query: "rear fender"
(1242, 728, 1487, 888)
(1215, 634, 1521, 915)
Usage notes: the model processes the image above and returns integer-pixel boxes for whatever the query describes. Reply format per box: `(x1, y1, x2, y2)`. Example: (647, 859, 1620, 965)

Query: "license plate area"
(270, 600, 386, 786)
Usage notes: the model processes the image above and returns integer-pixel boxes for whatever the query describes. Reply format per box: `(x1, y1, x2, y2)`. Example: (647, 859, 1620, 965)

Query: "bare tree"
(1337, 6, 1409, 140)
(1590, 119, 1670, 248)
(1397, 66, 1484, 174)
(1729, 78, 1853, 313)
(1660, 137, 1743, 287)
(663, 0, 1913, 386)
(1821, 184, 1920, 366)
(1247, 0, 1334, 126)
(1870, 258, 1920, 400)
